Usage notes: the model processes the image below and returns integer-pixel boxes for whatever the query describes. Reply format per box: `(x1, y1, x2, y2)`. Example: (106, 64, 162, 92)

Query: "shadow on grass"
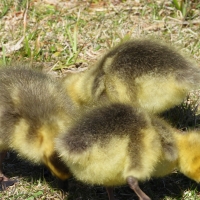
(66, 174, 200, 200)
(2, 152, 200, 200)
(3, 152, 68, 190)
(161, 97, 200, 130)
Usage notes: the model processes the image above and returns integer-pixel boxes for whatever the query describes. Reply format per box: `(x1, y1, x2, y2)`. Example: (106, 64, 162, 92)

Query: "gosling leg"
(106, 187, 115, 200)
(0, 151, 18, 190)
(127, 176, 151, 200)
(0, 151, 8, 181)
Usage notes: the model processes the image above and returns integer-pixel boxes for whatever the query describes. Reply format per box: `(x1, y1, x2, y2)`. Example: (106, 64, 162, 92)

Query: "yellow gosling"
(0, 65, 76, 189)
(62, 39, 200, 114)
(56, 103, 181, 200)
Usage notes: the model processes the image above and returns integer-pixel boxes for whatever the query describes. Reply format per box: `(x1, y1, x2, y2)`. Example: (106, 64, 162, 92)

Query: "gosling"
(63, 39, 200, 114)
(55, 103, 197, 200)
(0, 65, 76, 189)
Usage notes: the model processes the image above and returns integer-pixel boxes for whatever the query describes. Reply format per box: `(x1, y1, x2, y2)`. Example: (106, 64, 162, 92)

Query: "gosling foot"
(0, 175, 18, 191)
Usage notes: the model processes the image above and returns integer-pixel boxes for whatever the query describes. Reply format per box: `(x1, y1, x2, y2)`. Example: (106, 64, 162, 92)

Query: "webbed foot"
(0, 175, 18, 191)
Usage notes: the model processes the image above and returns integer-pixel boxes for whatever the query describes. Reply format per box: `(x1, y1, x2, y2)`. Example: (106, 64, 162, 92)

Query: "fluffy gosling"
(63, 39, 200, 114)
(0, 65, 76, 189)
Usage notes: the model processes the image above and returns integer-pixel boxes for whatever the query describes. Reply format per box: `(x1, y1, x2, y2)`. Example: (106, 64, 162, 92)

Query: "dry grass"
(0, 0, 200, 199)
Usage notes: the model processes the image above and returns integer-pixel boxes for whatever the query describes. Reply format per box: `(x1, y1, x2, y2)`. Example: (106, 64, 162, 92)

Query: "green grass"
(172, 0, 200, 20)
(0, 0, 12, 18)
(0, 0, 200, 199)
